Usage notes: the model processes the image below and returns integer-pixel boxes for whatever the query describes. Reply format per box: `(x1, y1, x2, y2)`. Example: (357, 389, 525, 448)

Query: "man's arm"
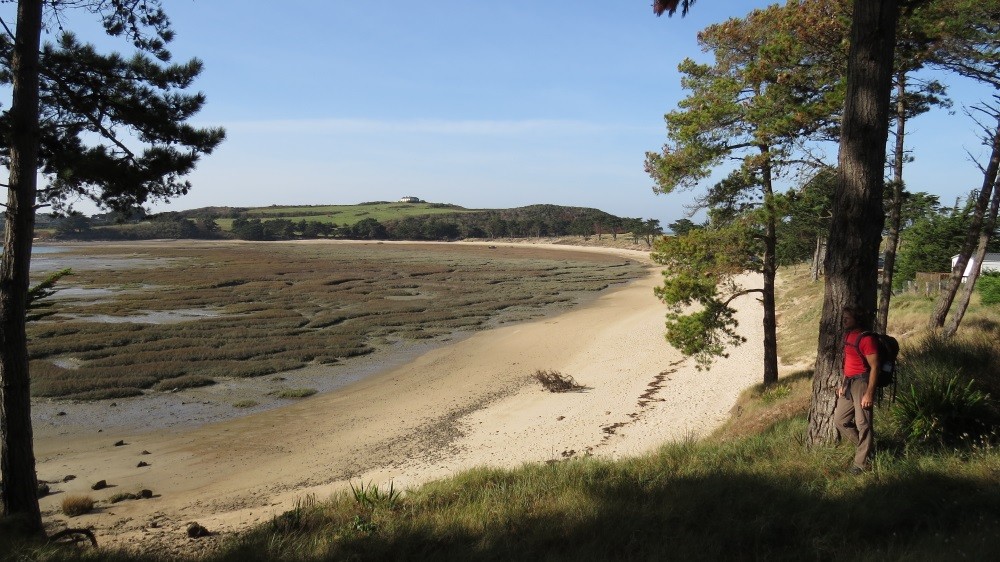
(861, 347, 879, 408)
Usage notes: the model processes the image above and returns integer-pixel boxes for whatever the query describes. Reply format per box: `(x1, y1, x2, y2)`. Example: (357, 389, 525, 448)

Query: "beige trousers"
(834, 376, 874, 469)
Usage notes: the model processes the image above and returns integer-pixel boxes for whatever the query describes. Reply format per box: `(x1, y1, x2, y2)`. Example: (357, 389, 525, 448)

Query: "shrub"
(350, 481, 400, 511)
(758, 383, 792, 405)
(901, 332, 1000, 399)
(978, 271, 1000, 305)
(233, 399, 259, 408)
(889, 366, 995, 449)
(61, 495, 94, 517)
(532, 369, 588, 393)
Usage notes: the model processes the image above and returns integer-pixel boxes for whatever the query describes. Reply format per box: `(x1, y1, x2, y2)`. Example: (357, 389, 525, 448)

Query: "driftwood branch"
(49, 527, 98, 547)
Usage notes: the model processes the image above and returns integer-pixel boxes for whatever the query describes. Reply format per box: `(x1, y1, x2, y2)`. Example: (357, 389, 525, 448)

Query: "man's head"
(842, 306, 870, 330)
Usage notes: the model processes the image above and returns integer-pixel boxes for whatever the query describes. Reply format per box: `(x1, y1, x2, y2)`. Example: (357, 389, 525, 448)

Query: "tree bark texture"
(876, 72, 907, 333)
(929, 114, 1000, 330)
(761, 150, 779, 386)
(808, 0, 897, 446)
(943, 173, 1000, 337)
(1, 0, 44, 533)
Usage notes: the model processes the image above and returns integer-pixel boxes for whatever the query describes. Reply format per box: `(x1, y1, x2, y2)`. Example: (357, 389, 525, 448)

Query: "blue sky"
(10, 1, 1000, 226)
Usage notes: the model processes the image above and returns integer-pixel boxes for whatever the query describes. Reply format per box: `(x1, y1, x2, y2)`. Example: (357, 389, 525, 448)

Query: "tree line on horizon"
(29, 204, 669, 245)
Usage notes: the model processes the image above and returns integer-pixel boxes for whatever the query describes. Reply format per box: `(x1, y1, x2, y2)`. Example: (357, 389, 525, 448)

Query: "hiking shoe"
(847, 466, 864, 475)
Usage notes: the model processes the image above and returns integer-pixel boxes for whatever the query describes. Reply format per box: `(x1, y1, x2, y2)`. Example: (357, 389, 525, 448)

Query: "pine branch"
(723, 288, 764, 307)
(0, 16, 13, 40)
(38, 66, 139, 163)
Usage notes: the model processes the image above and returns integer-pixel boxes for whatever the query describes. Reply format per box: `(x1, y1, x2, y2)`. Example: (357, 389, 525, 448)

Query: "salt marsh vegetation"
(29, 242, 646, 400)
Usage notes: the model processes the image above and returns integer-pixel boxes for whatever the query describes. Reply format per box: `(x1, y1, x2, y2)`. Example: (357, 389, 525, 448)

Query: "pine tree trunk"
(929, 116, 1000, 330)
(761, 156, 779, 386)
(943, 175, 1000, 337)
(876, 72, 907, 333)
(811, 235, 827, 282)
(808, 0, 897, 446)
(1, 0, 44, 533)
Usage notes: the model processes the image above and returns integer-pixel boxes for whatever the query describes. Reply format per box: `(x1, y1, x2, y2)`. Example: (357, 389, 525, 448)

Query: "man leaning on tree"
(835, 306, 879, 474)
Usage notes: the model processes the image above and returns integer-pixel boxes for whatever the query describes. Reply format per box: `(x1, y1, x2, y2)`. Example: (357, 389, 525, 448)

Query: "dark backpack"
(849, 331, 900, 402)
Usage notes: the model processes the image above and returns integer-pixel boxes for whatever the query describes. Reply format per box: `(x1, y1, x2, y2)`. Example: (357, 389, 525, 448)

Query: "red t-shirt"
(844, 330, 877, 377)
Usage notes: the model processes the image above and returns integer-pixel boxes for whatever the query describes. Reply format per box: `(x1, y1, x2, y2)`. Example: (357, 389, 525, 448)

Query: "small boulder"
(113, 440, 126, 447)
(56, 411, 66, 416)
(186, 522, 211, 538)
(91, 480, 108, 491)
(63, 474, 76, 482)
(140, 450, 151, 455)
(139, 489, 153, 499)
(137, 461, 149, 468)
(37, 482, 50, 498)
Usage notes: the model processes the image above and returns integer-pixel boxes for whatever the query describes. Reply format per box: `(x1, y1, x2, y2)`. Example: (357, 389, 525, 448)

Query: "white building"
(398, 196, 420, 203)
(951, 252, 1000, 279)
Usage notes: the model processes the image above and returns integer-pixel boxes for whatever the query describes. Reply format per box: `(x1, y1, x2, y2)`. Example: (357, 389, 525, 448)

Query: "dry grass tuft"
(61, 495, 94, 517)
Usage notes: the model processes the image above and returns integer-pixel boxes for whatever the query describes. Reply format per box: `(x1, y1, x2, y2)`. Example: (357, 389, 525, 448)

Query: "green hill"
(184, 201, 479, 230)
(38, 202, 661, 243)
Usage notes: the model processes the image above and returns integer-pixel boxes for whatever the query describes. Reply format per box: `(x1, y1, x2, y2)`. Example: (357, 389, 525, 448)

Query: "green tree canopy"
(646, 0, 848, 385)
(0, 30, 225, 213)
(652, 225, 754, 370)
(895, 203, 972, 288)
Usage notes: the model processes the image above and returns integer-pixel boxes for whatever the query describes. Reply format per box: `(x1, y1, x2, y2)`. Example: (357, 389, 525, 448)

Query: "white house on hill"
(398, 196, 420, 203)
(951, 253, 1000, 280)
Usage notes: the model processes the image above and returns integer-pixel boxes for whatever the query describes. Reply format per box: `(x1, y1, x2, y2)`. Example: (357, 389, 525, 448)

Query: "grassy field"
(212, 202, 480, 230)
(28, 241, 646, 400)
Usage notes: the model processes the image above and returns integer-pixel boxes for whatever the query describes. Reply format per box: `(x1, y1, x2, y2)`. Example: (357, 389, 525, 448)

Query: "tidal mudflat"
(29, 240, 647, 413)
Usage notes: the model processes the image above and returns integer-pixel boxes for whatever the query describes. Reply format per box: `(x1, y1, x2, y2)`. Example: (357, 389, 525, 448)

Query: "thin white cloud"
(223, 117, 654, 136)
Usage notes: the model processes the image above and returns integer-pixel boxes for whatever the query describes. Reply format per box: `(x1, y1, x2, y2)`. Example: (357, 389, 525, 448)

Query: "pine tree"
(0, 0, 223, 532)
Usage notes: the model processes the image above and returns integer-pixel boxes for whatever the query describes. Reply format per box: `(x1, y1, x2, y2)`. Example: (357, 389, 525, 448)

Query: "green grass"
(218, 202, 483, 230)
(273, 388, 317, 399)
(43, 414, 981, 561)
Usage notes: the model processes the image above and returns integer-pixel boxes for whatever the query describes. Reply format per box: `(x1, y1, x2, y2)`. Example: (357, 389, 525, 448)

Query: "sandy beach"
(31, 242, 764, 553)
